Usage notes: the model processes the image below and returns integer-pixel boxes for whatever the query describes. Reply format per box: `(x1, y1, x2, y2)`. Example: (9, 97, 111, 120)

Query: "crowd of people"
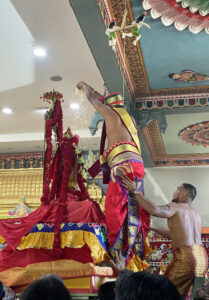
(0, 269, 208, 300)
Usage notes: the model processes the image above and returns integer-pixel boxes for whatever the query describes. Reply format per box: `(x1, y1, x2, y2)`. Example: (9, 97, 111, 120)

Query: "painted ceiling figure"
(169, 70, 209, 83)
(77, 81, 150, 272)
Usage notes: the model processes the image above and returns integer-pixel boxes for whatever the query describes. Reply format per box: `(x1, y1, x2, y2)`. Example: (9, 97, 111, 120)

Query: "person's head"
(0, 281, 5, 300)
(116, 271, 181, 300)
(195, 281, 209, 300)
(101, 93, 124, 108)
(98, 281, 115, 300)
(169, 73, 180, 80)
(172, 183, 197, 203)
(20, 274, 72, 300)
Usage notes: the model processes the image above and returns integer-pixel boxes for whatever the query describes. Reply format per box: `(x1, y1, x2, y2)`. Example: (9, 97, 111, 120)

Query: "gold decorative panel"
(0, 167, 106, 218)
(0, 168, 43, 218)
(87, 180, 105, 213)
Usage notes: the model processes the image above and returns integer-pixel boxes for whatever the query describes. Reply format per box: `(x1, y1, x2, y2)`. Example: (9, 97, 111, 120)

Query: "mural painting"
(169, 70, 209, 83)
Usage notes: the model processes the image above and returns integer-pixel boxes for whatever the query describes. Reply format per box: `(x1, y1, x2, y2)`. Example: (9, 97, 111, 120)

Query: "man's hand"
(76, 81, 100, 101)
(76, 81, 90, 97)
(76, 81, 86, 90)
(121, 176, 137, 193)
(109, 251, 126, 273)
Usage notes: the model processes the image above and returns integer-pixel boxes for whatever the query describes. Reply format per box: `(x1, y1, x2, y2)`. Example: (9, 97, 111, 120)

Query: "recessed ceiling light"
(35, 107, 49, 113)
(70, 103, 80, 110)
(50, 75, 63, 81)
(33, 47, 47, 57)
(2, 107, 13, 114)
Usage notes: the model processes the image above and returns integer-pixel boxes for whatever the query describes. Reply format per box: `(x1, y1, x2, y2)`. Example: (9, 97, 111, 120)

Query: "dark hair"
(0, 281, 5, 300)
(98, 281, 115, 300)
(182, 183, 197, 201)
(168, 73, 175, 79)
(116, 271, 181, 300)
(20, 275, 72, 300)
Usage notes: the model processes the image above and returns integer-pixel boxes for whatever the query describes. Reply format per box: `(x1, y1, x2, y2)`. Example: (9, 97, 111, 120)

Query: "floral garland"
(40, 90, 90, 256)
(41, 99, 63, 204)
(52, 139, 75, 256)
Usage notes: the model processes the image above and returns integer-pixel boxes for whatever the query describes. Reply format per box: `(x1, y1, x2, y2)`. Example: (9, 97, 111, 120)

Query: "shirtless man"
(76, 81, 150, 270)
(121, 179, 208, 299)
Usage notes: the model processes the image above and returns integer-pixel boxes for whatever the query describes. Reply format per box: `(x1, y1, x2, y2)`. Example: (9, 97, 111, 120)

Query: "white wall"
(144, 166, 209, 228)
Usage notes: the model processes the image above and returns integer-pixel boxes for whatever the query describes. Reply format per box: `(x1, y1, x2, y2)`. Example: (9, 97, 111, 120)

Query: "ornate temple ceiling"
(69, 0, 209, 167)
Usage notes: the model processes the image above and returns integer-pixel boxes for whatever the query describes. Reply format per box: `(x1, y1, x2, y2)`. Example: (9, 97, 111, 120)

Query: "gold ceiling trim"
(142, 121, 209, 167)
(150, 86, 209, 97)
(107, 0, 151, 97)
(142, 120, 166, 159)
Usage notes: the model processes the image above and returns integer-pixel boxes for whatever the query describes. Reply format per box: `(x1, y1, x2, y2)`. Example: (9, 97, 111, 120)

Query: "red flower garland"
(40, 91, 91, 257)
(41, 100, 63, 204)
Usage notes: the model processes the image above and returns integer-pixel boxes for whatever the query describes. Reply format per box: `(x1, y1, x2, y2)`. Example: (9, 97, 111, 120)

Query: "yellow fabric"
(16, 277, 94, 293)
(0, 235, 5, 244)
(17, 232, 54, 250)
(112, 107, 141, 153)
(17, 230, 110, 263)
(104, 94, 123, 105)
(105, 144, 141, 166)
(0, 259, 114, 287)
(63, 277, 91, 289)
(99, 154, 107, 165)
(126, 254, 149, 272)
(144, 237, 153, 259)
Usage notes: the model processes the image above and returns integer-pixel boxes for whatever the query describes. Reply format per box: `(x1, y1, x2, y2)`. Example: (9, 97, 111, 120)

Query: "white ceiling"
(0, 0, 104, 153)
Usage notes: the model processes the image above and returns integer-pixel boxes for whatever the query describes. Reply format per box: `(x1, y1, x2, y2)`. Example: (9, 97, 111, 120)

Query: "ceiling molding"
(136, 92, 209, 101)
(135, 96, 209, 112)
(150, 86, 209, 97)
(142, 120, 209, 167)
(98, 0, 151, 97)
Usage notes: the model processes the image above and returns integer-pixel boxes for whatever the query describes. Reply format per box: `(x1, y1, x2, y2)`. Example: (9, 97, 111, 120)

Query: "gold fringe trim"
(17, 231, 110, 263)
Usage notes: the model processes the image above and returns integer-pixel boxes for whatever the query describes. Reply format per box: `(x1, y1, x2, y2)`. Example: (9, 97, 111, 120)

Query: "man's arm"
(121, 176, 177, 218)
(150, 226, 171, 239)
(77, 81, 114, 117)
(134, 194, 175, 218)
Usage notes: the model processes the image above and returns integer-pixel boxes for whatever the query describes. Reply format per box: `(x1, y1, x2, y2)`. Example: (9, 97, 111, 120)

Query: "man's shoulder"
(167, 202, 182, 214)
(167, 202, 178, 208)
